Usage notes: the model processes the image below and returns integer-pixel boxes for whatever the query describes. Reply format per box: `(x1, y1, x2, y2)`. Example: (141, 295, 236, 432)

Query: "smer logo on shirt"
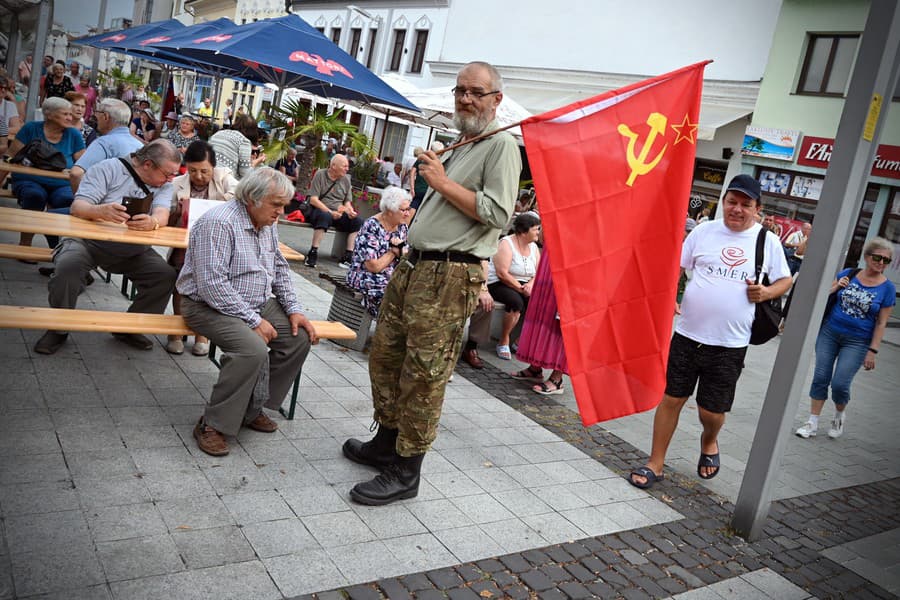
(706, 247, 752, 281)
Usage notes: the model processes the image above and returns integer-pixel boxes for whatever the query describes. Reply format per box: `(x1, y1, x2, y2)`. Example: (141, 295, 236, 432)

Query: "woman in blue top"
(796, 237, 896, 440)
(346, 186, 411, 317)
(8, 96, 85, 250)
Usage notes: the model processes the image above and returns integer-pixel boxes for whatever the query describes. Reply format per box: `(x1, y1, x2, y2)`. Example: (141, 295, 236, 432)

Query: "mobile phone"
(122, 195, 152, 218)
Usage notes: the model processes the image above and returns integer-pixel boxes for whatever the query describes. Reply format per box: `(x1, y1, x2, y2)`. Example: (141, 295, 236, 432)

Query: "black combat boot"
(342, 424, 398, 469)
(349, 453, 425, 506)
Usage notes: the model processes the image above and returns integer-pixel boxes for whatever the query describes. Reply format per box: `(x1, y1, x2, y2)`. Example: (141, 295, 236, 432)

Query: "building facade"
(740, 0, 900, 290)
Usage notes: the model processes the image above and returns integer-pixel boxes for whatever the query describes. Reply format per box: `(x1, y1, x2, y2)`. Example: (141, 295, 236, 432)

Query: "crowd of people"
(4, 57, 893, 508)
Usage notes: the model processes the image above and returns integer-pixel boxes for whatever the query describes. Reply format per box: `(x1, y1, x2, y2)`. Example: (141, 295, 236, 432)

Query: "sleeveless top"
(487, 235, 538, 285)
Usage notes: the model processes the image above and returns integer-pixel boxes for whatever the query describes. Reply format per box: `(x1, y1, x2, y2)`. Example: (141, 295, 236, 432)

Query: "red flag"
(521, 61, 708, 426)
(161, 77, 176, 117)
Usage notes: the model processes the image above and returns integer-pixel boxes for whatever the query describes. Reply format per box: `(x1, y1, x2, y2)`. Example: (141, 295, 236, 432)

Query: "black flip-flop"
(697, 451, 721, 480)
(627, 466, 664, 489)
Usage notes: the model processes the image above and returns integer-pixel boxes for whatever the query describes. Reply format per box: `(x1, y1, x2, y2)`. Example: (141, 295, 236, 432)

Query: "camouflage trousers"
(369, 258, 484, 456)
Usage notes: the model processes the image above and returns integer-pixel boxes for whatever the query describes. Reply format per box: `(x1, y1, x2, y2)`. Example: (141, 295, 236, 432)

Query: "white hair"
(380, 186, 411, 213)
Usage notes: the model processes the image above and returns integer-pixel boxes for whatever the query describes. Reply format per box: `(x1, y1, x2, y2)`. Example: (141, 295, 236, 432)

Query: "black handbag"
(9, 138, 67, 171)
(749, 227, 783, 345)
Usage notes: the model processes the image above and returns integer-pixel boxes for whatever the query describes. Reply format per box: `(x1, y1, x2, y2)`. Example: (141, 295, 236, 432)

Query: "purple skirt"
(515, 252, 568, 373)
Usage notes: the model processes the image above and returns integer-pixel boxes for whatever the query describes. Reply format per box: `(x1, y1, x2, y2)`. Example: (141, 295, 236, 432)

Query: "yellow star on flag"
(671, 114, 698, 145)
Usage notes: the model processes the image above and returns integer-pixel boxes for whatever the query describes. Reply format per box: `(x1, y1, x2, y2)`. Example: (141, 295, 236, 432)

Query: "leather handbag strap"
(118, 158, 152, 196)
(754, 227, 767, 285)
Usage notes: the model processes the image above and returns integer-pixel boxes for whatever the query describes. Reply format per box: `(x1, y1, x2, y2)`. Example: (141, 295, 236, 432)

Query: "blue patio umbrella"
(72, 18, 186, 53)
(147, 14, 418, 111)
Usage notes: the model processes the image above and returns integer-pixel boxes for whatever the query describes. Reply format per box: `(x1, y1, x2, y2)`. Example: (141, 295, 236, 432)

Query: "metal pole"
(732, 0, 900, 541)
(90, 0, 109, 86)
(24, 0, 52, 120)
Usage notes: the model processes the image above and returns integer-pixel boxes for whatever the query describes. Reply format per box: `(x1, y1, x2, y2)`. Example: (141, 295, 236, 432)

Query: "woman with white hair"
(8, 96, 85, 251)
(346, 186, 411, 317)
(796, 237, 896, 440)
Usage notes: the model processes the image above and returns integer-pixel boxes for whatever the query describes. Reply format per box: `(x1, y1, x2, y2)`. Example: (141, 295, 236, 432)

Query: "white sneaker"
(828, 417, 844, 439)
(795, 421, 817, 438)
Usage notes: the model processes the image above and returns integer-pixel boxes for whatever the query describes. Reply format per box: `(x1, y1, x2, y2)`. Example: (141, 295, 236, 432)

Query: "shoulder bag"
(9, 138, 67, 171)
(749, 227, 783, 345)
(299, 177, 339, 219)
(821, 268, 861, 325)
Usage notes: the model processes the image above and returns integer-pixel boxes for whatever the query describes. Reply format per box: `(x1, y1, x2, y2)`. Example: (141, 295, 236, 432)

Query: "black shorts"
(664, 332, 747, 413)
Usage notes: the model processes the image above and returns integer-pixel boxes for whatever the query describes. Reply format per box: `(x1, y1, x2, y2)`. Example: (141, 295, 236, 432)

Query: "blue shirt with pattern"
(176, 200, 302, 328)
(826, 268, 896, 340)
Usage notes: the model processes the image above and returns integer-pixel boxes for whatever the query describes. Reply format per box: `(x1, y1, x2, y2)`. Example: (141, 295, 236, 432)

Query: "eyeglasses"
(868, 254, 892, 264)
(151, 161, 180, 179)
(451, 86, 500, 100)
(399, 206, 412, 212)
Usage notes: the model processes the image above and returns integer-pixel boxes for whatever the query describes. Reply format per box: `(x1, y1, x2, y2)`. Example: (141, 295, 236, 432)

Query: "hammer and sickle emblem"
(617, 112, 668, 187)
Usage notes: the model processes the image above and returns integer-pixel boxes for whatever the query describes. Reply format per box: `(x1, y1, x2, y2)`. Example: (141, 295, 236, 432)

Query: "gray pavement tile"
(10, 544, 105, 598)
(234, 424, 287, 444)
(422, 470, 484, 498)
(75, 474, 151, 510)
(429, 430, 471, 450)
(42, 388, 106, 409)
(535, 460, 592, 484)
(57, 427, 124, 453)
(437, 447, 490, 470)
(406, 498, 474, 531)
(464, 464, 524, 492)
(302, 510, 377, 547)
(566, 477, 650, 506)
(310, 457, 377, 484)
(326, 539, 407, 583)
(98, 384, 160, 408)
(109, 560, 281, 600)
(221, 490, 295, 526)
(316, 417, 374, 439)
(432, 524, 505, 563)
(707, 576, 771, 600)
(449, 493, 516, 524)
(87, 502, 168, 542)
(740, 568, 811, 600)
(349, 503, 428, 538)
(256, 461, 329, 489)
(160, 404, 204, 425)
(171, 525, 256, 569)
(0, 428, 60, 456)
(108, 405, 171, 427)
(241, 518, 320, 557)
(281, 484, 351, 517)
(131, 445, 198, 473)
(96, 534, 184, 581)
(381, 532, 459, 571)
(602, 500, 657, 530)
(562, 504, 630, 538)
(13, 583, 113, 600)
(530, 485, 591, 512)
(6, 509, 91, 555)
(0, 372, 39, 394)
(0, 388, 46, 413)
(0, 409, 54, 432)
(157, 495, 235, 532)
(240, 439, 306, 465)
(629, 496, 684, 524)
(0, 480, 79, 517)
(263, 550, 348, 598)
(299, 400, 354, 419)
(491, 488, 555, 516)
(521, 512, 590, 545)
(502, 463, 556, 488)
(66, 448, 137, 479)
(150, 386, 207, 406)
(50, 406, 113, 430)
(142, 468, 216, 501)
(670, 587, 730, 599)
(118, 425, 184, 449)
(200, 464, 275, 496)
(420, 451, 458, 474)
(479, 517, 548, 553)
(290, 436, 345, 460)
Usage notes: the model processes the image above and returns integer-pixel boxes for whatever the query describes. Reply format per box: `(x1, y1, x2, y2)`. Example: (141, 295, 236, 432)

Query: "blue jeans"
(13, 180, 74, 211)
(809, 323, 869, 406)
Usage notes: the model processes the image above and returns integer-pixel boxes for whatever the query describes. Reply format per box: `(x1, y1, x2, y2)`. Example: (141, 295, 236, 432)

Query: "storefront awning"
(698, 104, 753, 141)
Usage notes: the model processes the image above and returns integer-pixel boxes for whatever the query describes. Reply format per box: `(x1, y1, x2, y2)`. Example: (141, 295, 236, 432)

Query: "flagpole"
(434, 120, 522, 156)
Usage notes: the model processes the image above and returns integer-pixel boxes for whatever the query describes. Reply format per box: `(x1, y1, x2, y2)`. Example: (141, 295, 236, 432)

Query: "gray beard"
(454, 111, 491, 137)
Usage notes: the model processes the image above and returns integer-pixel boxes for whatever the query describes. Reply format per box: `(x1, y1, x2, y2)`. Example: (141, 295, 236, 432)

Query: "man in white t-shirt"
(629, 174, 792, 489)
(784, 221, 811, 274)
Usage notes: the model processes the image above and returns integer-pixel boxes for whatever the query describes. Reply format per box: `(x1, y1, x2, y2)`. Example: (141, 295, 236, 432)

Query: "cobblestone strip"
(289, 317, 899, 599)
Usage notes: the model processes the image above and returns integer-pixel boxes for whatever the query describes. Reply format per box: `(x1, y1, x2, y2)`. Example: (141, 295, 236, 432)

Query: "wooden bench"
(0, 243, 53, 262)
(0, 305, 356, 419)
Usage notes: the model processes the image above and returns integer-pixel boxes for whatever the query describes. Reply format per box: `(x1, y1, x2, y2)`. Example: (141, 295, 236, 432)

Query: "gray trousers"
(181, 296, 311, 436)
(467, 305, 493, 346)
(50, 238, 176, 315)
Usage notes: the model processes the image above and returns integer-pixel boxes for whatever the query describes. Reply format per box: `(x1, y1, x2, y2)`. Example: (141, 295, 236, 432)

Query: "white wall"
(439, 0, 782, 81)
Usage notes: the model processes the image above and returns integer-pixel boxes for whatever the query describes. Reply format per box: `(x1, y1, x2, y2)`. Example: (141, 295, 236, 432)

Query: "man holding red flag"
(629, 175, 791, 488)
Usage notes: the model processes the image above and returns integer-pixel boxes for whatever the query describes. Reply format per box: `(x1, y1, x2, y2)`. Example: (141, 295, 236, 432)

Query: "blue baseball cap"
(726, 174, 761, 201)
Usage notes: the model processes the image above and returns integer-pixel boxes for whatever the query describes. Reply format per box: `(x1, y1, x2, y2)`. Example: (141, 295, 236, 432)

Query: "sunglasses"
(868, 254, 892, 264)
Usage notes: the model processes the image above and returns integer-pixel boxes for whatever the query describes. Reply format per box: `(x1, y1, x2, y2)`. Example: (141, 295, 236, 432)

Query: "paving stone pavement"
(0, 221, 898, 599)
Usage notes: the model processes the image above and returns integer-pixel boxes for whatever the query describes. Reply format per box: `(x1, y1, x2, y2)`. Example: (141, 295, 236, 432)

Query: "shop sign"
(797, 135, 900, 179)
(741, 126, 801, 161)
(693, 164, 727, 186)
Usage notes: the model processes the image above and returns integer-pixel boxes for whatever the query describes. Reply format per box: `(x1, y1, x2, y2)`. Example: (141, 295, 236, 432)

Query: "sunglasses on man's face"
(868, 254, 892, 264)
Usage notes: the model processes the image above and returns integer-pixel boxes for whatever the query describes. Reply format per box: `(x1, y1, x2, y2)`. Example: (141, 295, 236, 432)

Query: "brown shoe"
(461, 348, 484, 369)
(193, 419, 229, 456)
(246, 412, 278, 433)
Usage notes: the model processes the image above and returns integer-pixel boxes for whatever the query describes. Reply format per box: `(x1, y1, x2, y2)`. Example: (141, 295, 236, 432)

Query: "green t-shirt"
(307, 169, 352, 210)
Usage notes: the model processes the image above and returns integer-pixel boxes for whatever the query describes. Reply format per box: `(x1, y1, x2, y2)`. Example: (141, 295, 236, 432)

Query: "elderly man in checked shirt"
(177, 167, 318, 456)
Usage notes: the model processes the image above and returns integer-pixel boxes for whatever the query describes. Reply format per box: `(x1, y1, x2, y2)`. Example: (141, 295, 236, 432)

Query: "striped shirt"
(176, 200, 301, 328)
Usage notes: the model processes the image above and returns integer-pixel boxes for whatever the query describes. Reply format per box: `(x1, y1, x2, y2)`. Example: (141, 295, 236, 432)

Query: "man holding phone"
(34, 139, 182, 355)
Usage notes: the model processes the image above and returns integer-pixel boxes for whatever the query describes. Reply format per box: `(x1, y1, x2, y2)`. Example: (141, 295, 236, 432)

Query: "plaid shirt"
(177, 200, 301, 328)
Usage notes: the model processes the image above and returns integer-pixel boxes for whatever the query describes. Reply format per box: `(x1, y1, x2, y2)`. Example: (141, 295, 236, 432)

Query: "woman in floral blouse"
(346, 186, 411, 317)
